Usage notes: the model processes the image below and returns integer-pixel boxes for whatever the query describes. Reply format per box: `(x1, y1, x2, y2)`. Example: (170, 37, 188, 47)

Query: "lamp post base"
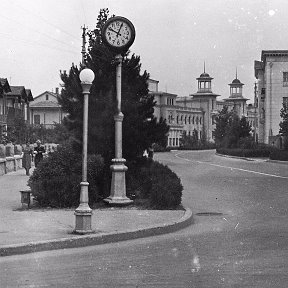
(74, 210, 93, 234)
(104, 158, 133, 206)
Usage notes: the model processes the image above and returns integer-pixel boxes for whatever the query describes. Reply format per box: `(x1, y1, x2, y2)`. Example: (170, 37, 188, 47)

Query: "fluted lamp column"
(74, 67, 95, 234)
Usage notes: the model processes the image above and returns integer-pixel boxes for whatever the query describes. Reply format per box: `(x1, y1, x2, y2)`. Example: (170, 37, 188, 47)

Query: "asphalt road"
(1, 150, 288, 287)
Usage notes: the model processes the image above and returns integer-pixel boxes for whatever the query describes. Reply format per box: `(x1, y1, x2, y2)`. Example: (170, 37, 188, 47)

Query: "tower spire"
(81, 25, 87, 66)
(204, 61, 206, 73)
(236, 67, 238, 79)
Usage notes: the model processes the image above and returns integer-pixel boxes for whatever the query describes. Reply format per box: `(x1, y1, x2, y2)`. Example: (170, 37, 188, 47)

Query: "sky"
(1, 0, 288, 102)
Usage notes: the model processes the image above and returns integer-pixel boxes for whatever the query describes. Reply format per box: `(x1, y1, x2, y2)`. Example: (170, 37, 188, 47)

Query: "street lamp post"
(74, 67, 95, 234)
(104, 54, 133, 206)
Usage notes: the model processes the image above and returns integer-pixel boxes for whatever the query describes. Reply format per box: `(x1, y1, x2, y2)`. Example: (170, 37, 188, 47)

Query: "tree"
(213, 106, 232, 146)
(279, 102, 288, 150)
(58, 8, 169, 163)
(239, 116, 252, 139)
(214, 106, 251, 148)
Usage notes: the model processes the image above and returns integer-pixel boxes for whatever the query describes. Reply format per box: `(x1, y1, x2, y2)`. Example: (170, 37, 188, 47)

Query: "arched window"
(199, 117, 202, 125)
(180, 115, 183, 122)
(176, 115, 179, 124)
(192, 116, 195, 124)
(196, 117, 199, 124)
(188, 117, 191, 124)
(184, 116, 187, 124)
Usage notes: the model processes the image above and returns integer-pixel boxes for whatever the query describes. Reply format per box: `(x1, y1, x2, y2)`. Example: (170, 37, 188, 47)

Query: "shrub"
(28, 144, 104, 208)
(126, 158, 183, 209)
(216, 147, 273, 158)
(270, 149, 288, 161)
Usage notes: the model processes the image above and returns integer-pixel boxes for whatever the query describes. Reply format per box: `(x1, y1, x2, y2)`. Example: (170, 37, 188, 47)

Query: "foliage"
(179, 129, 216, 150)
(213, 106, 232, 146)
(3, 113, 70, 145)
(179, 129, 198, 149)
(126, 158, 183, 209)
(270, 149, 288, 161)
(58, 8, 169, 164)
(216, 147, 273, 158)
(213, 106, 252, 148)
(279, 102, 288, 150)
(28, 144, 104, 208)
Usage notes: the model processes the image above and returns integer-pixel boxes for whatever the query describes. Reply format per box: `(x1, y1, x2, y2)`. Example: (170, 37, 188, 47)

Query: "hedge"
(270, 150, 288, 161)
(216, 147, 272, 158)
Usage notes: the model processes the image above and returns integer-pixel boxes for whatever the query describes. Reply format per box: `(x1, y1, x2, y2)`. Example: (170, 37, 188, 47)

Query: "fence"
(0, 143, 58, 176)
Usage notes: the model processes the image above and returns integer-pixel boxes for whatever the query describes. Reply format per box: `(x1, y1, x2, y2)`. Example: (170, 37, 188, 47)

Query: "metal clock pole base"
(104, 159, 133, 206)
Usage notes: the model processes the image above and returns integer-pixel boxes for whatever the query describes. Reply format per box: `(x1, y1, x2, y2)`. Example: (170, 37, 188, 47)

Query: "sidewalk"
(0, 168, 192, 256)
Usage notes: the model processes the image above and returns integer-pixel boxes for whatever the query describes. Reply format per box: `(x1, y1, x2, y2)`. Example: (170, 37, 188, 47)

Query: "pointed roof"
(229, 69, 244, 86)
(0, 78, 11, 93)
(6, 86, 28, 101)
(197, 62, 213, 80)
(25, 89, 34, 102)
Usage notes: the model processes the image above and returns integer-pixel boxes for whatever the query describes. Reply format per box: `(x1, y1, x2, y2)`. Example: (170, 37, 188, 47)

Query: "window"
(283, 72, 288, 87)
(46, 94, 49, 100)
(34, 115, 40, 124)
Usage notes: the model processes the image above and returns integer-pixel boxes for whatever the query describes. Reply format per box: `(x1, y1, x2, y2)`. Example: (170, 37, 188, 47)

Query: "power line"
(0, 12, 79, 50)
(13, 3, 79, 42)
(0, 32, 79, 56)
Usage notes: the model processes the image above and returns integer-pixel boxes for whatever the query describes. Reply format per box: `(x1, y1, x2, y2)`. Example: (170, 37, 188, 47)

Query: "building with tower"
(150, 65, 220, 147)
(223, 70, 248, 118)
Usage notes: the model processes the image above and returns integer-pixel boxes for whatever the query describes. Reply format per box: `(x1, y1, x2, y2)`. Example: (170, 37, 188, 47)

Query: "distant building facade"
(149, 67, 220, 147)
(151, 50, 288, 148)
(0, 78, 33, 138)
(29, 89, 65, 128)
(254, 50, 288, 145)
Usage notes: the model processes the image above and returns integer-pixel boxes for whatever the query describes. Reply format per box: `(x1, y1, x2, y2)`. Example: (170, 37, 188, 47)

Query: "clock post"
(102, 16, 135, 205)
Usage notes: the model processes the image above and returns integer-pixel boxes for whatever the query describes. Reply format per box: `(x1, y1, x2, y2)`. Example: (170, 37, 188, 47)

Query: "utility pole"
(81, 25, 87, 66)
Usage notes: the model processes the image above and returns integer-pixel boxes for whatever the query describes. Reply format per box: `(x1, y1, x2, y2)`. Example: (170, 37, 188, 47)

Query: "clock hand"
(116, 23, 123, 37)
(108, 27, 120, 35)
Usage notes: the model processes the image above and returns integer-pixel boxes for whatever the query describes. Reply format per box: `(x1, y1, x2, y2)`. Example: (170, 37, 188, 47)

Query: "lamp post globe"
(79, 68, 95, 84)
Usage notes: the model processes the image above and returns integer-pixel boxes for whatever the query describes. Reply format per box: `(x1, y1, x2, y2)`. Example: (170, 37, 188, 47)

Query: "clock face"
(102, 16, 135, 52)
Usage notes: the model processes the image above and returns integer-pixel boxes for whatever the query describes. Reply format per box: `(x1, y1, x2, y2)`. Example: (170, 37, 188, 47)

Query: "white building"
(29, 90, 65, 128)
(254, 50, 288, 145)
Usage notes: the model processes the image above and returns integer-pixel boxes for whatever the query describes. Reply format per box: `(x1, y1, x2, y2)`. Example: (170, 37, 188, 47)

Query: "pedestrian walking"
(148, 146, 154, 159)
(22, 142, 33, 176)
(34, 140, 45, 167)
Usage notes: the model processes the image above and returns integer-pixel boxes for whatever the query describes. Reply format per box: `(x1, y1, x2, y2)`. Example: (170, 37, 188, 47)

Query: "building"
(150, 68, 256, 148)
(149, 66, 220, 147)
(151, 50, 288, 148)
(29, 89, 65, 128)
(254, 50, 288, 145)
(0, 79, 33, 138)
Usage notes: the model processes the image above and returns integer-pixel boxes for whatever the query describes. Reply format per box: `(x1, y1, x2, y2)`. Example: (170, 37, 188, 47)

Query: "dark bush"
(216, 147, 273, 158)
(126, 158, 183, 209)
(28, 144, 104, 208)
(270, 149, 288, 161)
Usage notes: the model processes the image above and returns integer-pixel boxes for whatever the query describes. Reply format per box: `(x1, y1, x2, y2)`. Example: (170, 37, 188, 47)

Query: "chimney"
(55, 87, 59, 95)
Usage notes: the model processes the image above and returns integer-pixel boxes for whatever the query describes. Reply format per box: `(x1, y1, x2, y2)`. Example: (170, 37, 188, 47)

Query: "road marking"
(174, 151, 288, 179)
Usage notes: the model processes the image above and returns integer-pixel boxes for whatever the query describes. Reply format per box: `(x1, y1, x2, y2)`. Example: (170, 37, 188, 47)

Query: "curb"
(0, 207, 193, 257)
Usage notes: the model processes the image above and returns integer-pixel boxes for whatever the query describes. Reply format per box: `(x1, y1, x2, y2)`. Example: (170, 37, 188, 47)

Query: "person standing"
(22, 142, 33, 176)
(34, 140, 45, 167)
